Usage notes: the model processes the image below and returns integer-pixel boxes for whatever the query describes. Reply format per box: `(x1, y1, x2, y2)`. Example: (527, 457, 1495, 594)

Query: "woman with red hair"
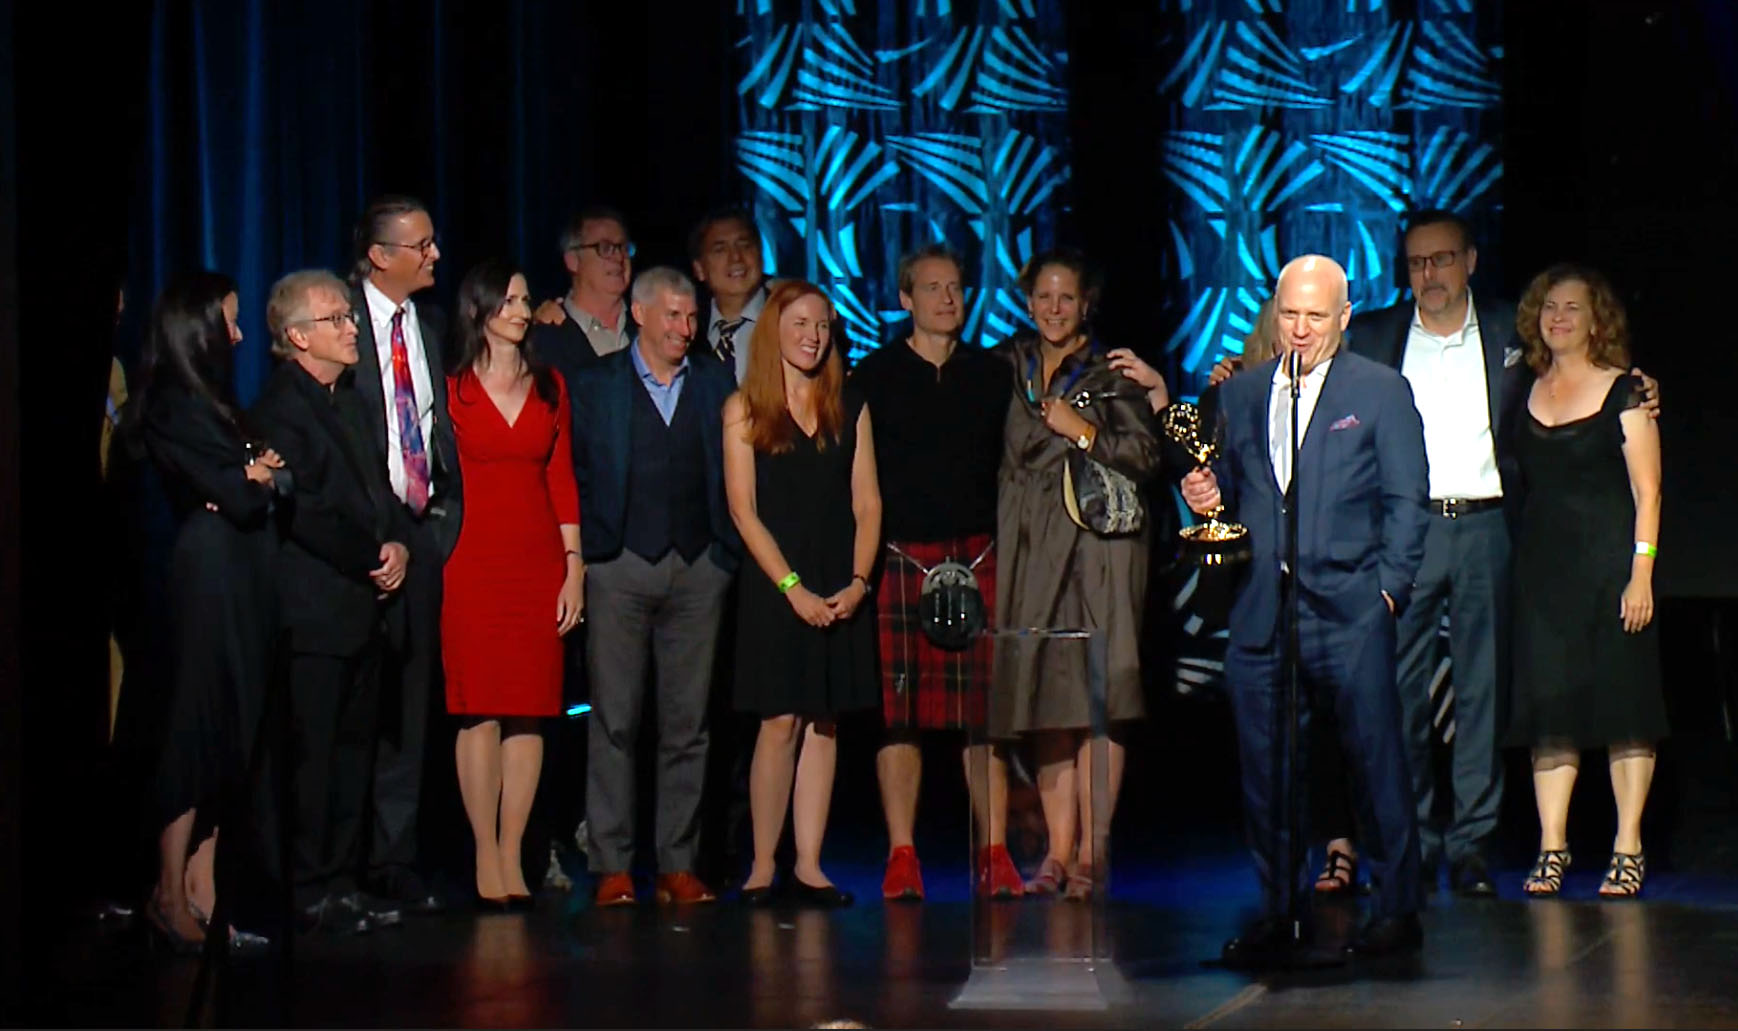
(723, 281, 882, 907)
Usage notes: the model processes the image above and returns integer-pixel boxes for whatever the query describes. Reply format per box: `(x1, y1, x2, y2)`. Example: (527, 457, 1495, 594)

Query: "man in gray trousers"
(567, 266, 743, 906)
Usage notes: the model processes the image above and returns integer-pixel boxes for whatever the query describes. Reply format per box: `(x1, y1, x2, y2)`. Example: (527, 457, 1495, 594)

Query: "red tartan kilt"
(876, 534, 995, 730)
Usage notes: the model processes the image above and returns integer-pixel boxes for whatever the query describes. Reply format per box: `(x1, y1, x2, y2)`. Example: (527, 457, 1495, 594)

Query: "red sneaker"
(881, 845, 925, 901)
(977, 844, 1025, 899)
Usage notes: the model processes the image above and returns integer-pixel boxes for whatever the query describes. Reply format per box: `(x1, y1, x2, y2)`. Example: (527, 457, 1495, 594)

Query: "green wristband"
(777, 571, 801, 594)
(1634, 541, 1657, 558)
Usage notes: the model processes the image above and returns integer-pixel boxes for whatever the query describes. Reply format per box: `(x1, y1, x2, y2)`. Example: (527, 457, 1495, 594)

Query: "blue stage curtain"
(729, 0, 1074, 357)
(125, 0, 684, 404)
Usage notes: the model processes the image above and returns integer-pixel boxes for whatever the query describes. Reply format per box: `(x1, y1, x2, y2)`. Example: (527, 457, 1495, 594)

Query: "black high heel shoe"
(787, 878, 853, 909)
(506, 894, 535, 913)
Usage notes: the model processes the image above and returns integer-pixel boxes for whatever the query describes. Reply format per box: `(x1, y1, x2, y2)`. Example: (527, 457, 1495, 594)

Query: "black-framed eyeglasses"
(1406, 249, 1463, 272)
(571, 239, 636, 260)
(296, 310, 362, 329)
(376, 235, 440, 256)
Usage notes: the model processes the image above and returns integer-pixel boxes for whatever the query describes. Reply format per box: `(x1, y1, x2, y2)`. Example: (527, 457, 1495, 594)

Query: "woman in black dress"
(1502, 264, 1664, 898)
(132, 273, 286, 949)
(723, 280, 881, 907)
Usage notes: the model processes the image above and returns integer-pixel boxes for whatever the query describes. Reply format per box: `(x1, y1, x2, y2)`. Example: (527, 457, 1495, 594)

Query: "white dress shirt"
(1398, 292, 1501, 499)
(362, 279, 436, 505)
(562, 296, 632, 358)
(1269, 356, 1332, 493)
(706, 284, 768, 385)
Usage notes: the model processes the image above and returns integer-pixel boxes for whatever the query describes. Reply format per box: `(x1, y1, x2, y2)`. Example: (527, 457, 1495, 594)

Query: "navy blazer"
(566, 346, 742, 572)
(1213, 350, 1430, 649)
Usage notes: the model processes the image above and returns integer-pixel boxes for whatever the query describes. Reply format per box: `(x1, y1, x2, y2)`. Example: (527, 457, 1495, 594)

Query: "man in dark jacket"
(253, 269, 414, 934)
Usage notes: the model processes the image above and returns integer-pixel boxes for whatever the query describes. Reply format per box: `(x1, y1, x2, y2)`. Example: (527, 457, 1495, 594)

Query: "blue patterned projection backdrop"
(1157, 0, 1503, 702)
(731, 0, 1071, 358)
(1158, 0, 1503, 398)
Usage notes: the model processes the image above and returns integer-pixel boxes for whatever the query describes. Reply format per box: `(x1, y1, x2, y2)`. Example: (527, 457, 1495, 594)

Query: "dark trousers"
(585, 550, 731, 874)
(1226, 598, 1421, 921)
(1394, 508, 1508, 868)
(370, 519, 439, 878)
(1310, 680, 1357, 845)
(289, 645, 381, 907)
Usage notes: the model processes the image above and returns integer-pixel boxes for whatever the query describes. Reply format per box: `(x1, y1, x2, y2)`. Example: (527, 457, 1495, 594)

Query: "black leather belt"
(1432, 497, 1502, 519)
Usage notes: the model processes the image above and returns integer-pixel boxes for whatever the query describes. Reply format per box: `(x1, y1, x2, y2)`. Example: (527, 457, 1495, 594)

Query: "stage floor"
(37, 841, 1738, 1029)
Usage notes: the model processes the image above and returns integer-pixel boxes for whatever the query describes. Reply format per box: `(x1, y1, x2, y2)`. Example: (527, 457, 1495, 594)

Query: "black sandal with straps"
(1314, 850, 1358, 894)
(1598, 851, 1646, 898)
(1524, 849, 1571, 896)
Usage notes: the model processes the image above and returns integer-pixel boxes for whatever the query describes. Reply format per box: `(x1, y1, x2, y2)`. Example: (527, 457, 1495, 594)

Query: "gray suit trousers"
(585, 549, 732, 873)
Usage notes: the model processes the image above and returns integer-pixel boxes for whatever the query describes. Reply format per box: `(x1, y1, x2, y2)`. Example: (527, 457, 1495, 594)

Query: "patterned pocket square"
(1329, 413, 1360, 431)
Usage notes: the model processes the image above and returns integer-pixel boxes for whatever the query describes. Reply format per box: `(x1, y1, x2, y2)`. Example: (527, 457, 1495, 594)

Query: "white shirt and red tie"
(362, 279, 435, 512)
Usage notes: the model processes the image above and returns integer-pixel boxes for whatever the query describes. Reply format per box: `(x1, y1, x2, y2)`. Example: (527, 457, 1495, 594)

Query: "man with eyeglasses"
(253, 269, 415, 934)
(347, 194, 462, 918)
(1346, 209, 1658, 901)
(533, 205, 637, 372)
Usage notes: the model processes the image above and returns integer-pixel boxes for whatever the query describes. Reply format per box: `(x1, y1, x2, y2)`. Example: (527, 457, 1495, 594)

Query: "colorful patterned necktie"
(390, 307, 431, 514)
(713, 317, 744, 366)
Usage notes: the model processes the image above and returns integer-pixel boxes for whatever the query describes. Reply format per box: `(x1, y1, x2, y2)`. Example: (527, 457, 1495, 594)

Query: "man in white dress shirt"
(346, 195, 462, 918)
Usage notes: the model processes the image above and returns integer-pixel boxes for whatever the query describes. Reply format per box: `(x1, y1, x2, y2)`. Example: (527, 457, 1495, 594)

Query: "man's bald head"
(1272, 253, 1352, 373)
(1275, 254, 1349, 307)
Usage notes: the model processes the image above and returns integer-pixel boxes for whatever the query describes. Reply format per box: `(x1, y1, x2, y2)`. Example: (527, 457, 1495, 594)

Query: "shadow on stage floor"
(34, 831, 1738, 1029)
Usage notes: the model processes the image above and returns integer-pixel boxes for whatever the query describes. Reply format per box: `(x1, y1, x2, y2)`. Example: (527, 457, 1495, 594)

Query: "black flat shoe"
(739, 883, 777, 907)
(506, 894, 535, 913)
(474, 894, 511, 913)
(787, 879, 853, 908)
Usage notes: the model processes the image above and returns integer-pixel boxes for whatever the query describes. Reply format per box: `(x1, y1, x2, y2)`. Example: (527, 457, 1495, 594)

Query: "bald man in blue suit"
(1183, 255, 1430, 967)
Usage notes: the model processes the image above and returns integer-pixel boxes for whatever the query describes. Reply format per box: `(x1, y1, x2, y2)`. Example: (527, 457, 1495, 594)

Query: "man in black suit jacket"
(1343, 209, 1514, 898)
(530, 204, 637, 386)
(347, 196, 461, 914)
(568, 267, 743, 906)
(689, 205, 769, 385)
(253, 269, 415, 934)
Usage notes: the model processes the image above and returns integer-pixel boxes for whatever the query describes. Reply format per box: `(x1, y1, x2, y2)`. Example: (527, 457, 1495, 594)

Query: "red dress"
(442, 368, 580, 716)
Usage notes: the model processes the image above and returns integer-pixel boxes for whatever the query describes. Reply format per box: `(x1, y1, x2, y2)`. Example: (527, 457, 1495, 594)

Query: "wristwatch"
(1074, 430, 1093, 451)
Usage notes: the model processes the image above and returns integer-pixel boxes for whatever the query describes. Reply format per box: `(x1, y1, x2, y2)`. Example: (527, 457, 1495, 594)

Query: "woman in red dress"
(443, 260, 583, 908)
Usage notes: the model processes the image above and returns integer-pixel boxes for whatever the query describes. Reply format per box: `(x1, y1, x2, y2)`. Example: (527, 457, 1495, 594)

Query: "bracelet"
(564, 549, 583, 559)
(852, 573, 872, 595)
(776, 571, 801, 594)
(1634, 541, 1657, 558)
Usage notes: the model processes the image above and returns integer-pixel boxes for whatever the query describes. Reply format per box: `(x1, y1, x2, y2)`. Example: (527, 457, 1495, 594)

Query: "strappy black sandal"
(1597, 851, 1646, 899)
(1314, 850, 1358, 894)
(1523, 849, 1571, 896)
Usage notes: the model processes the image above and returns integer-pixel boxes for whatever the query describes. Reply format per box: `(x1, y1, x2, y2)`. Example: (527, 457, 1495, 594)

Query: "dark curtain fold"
(126, 0, 736, 403)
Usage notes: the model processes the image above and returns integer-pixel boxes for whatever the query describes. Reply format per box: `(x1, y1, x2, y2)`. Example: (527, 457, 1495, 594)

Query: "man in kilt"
(849, 244, 1023, 900)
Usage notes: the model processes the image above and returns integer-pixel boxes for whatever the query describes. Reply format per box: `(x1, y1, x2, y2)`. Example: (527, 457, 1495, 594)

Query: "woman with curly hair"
(1500, 263, 1664, 898)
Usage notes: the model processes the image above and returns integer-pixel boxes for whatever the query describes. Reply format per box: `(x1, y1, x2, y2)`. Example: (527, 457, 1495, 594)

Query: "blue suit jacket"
(566, 346, 742, 572)
(1213, 349, 1430, 650)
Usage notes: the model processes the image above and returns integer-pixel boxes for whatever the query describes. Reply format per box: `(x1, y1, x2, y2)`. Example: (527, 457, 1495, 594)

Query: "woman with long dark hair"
(131, 271, 286, 951)
(442, 260, 582, 908)
(723, 279, 881, 907)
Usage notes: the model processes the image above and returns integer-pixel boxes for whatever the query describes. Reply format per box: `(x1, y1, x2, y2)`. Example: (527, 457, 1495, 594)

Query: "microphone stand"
(1283, 350, 1304, 952)
(1279, 350, 1343, 968)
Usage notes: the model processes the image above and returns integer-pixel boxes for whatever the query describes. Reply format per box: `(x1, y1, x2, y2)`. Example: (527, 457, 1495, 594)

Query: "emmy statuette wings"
(1161, 402, 1251, 566)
